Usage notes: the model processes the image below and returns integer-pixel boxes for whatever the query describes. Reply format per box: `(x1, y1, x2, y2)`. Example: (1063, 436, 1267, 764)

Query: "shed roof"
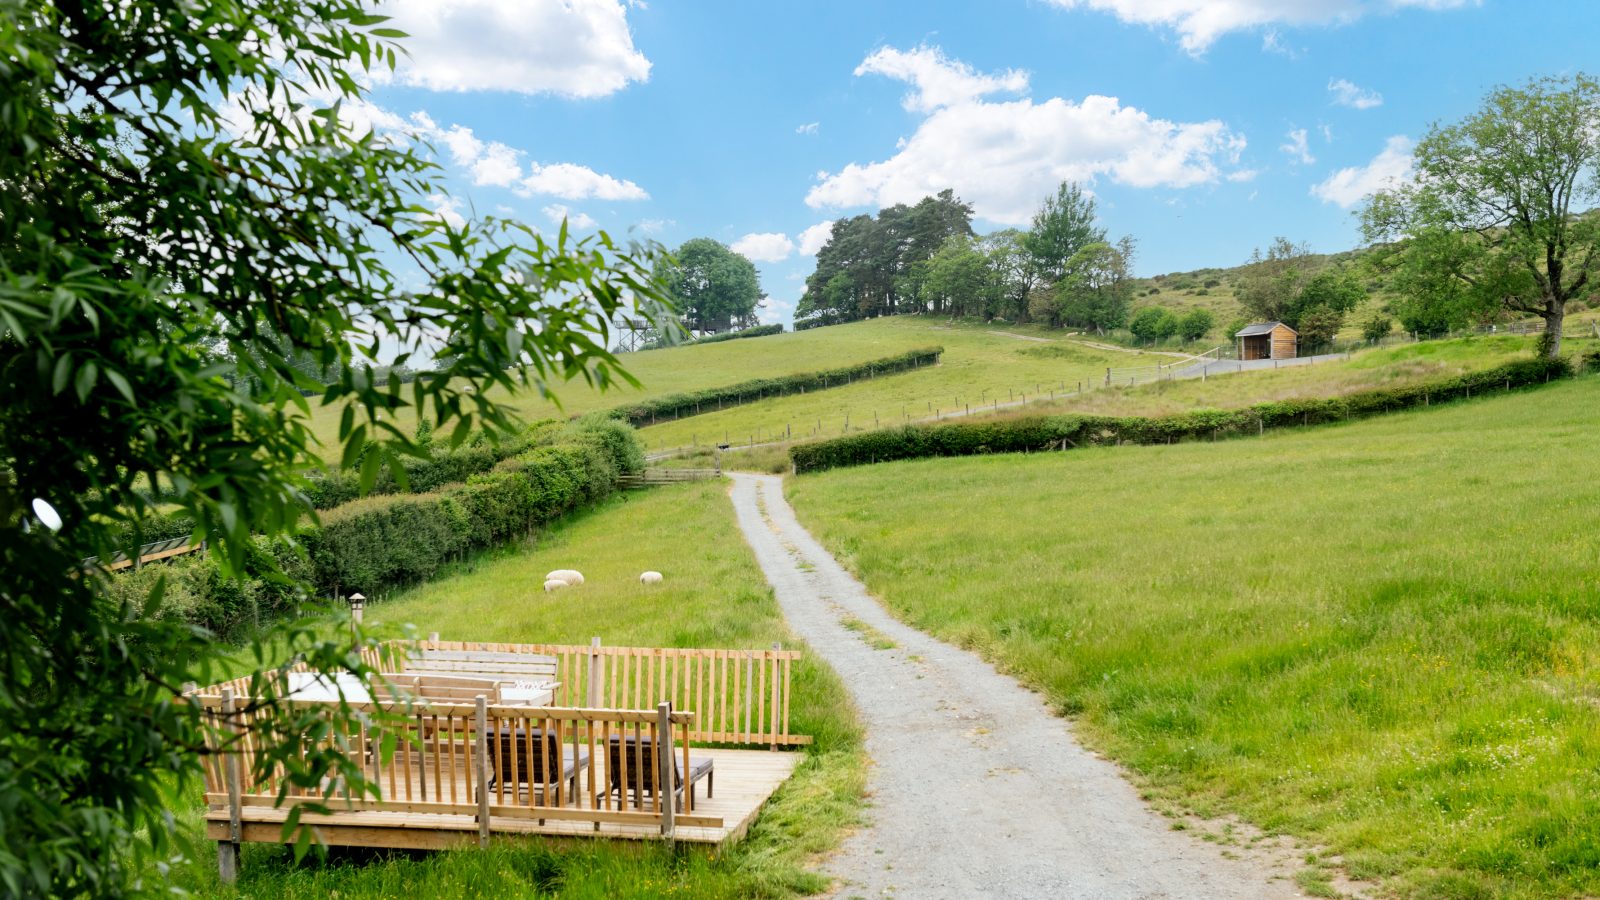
(1234, 321, 1295, 337)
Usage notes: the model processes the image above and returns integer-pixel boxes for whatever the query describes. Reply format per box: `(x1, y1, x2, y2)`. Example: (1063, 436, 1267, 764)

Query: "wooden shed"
(1234, 322, 1298, 361)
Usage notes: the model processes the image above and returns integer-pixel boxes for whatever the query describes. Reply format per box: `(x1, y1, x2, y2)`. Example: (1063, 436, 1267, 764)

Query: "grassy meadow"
(786, 375, 1600, 899)
(175, 480, 863, 899)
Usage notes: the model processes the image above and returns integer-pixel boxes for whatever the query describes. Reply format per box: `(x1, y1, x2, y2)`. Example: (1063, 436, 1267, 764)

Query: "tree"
(1363, 73, 1600, 358)
(980, 229, 1037, 321)
(1362, 312, 1395, 343)
(655, 238, 761, 335)
(921, 235, 998, 318)
(1237, 239, 1364, 335)
(1297, 307, 1345, 352)
(1129, 307, 1177, 344)
(1055, 239, 1134, 333)
(1024, 181, 1106, 283)
(0, 3, 670, 893)
(1177, 308, 1215, 342)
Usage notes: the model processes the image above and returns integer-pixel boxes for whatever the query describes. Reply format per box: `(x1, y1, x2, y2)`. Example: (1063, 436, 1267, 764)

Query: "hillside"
(787, 375, 1600, 898)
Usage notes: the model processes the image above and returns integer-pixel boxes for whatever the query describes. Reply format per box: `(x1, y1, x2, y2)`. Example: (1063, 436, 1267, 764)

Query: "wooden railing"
(195, 690, 717, 845)
(406, 640, 810, 747)
(616, 467, 721, 489)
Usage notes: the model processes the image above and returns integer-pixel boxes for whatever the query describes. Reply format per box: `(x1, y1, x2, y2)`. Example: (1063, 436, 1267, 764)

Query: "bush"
(1129, 307, 1178, 344)
(1362, 313, 1395, 343)
(681, 323, 784, 345)
(1177, 309, 1214, 342)
(602, 347, 943, 427)
(791, 357, 1573, 473)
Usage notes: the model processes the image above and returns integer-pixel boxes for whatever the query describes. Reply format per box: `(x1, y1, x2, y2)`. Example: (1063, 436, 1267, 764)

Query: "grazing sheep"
(545, 569, 584, 586)
(543, 579, 569, 592)
(639, 571, 663, 585)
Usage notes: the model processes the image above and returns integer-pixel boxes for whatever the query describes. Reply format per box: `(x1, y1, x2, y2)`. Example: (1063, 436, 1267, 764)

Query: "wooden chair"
(486, 727, 590, 816)
(606, 734, 713, 813)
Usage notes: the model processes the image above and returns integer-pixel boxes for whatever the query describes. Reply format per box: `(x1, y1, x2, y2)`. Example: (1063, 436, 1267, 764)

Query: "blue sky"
(356, 0, 1597, 327)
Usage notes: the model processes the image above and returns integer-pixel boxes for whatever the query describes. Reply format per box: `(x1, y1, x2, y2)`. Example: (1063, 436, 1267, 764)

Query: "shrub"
(601, 347, 943, 426)
(1130, 307, 1178, 344)
(1362, 313, 1395, 343)
(791, 357, 1573, 473)
(653, 323, 784, 348)
(1177, 309, 1215, 342)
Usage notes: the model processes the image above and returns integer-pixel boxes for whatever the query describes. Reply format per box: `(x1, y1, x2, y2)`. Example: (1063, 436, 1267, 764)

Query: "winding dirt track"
(727, 473, 1302, 899)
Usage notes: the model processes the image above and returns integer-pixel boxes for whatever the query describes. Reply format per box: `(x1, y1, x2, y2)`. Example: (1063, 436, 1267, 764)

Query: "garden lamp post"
(348, 592, 366, 628)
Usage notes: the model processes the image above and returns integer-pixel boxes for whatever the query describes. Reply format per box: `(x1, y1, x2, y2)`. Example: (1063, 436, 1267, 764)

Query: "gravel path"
(728, 473, 1302, 899)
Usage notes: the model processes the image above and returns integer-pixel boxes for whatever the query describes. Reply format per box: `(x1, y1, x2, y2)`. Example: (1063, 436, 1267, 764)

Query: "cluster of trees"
(653, 238, 765, 336)
(1129, 307, 1215, 345)
(797, 184, 1137, 334)
(1235, 238, 1366, 352)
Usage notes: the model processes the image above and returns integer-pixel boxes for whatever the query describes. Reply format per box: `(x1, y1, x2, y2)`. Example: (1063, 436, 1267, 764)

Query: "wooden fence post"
(588, 637, 601, 708)
(218, 687, 242, 884)
(657, 702, 675, 846)
(475, 696, 491, 848)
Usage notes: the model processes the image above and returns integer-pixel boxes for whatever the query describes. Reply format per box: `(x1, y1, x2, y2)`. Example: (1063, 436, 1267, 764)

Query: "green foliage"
(1024, 181, 1105, 283)
(798, 191, 974, 327)
(920, 235, 999, 318)
(790, 357, 1573, 473)
(1237, 239, 1365, 338)
(0, 3, 672, 893)
(1177, 308, 1215, 342)
(1053, 239, 1135, 333)
(601, 347, 944, 427)
(656, 238, 762, 335)
(1361, 312, 1395, 343)
(1363, 73, 1600, 357)
(1128, 307, 1179, 344)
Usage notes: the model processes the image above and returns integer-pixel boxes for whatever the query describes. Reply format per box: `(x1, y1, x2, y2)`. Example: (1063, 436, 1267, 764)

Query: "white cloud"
(1311, 135, 1414, 207)
(798, 221, 836, 255)
(427, 194, 467, 228)
(1046, 0, 1478, 54)
(542, 204, 598, 229)
(1226, 168, 1260, 183)
(634, 218, 674, 234)
(383, 0, 650, 97)
(518, 162, 649, 201)
(1320, 123, 1335, 143)
(796, 122, 820, 135)
(1328, 77, 1383, 109)
(806, 47, 1245, 225)
(1280, 128, 1315, 165)
(855, 45, 1029, 113)
(731, 232, 796, 263)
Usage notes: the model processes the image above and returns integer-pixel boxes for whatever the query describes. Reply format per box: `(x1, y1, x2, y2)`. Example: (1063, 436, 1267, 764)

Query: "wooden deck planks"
(203, 747, 799, 848)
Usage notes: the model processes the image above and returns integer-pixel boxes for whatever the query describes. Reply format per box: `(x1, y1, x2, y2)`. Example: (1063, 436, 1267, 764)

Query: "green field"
(787, 376, 1600, 898)
(175, 481, 863, 899)
(632, 319, 1131, 451)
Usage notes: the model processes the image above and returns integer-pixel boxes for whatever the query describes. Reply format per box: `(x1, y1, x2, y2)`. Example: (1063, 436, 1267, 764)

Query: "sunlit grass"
(173, 480, 864, 898)
(788, 376, 1600, 899)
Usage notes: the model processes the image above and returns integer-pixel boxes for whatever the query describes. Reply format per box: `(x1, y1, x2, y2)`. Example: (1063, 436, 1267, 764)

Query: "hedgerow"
(791, 356, 1574, 473)
(662, 323, 784, 347)
(102, 419, 644, 640)
(602, 346, 944, 427)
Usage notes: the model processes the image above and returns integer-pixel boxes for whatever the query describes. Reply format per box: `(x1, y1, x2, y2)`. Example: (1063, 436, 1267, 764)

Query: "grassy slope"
(301, 316, 1025, 456)
(1002, 335, 1576, 420)
(176, 481, 863, 899)
(787, 377, 1600, 899)
(635, 318, 1127, 450)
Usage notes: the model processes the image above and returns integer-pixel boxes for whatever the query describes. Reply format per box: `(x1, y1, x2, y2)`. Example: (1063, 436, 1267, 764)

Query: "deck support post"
(220, 688, 242, 883)
(475, 696, 491, 848)
(657, 702, 675, 848)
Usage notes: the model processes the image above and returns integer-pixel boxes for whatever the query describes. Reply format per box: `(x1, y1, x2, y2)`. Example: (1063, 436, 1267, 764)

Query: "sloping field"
(787, 377, 1600, 898)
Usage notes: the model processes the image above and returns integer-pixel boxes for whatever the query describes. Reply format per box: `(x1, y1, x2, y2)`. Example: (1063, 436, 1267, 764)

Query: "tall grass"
(173, 480, 863, 898)
(788, 377, 1600, 899)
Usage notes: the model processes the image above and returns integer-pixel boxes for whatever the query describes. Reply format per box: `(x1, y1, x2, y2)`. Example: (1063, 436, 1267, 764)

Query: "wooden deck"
(203, 747, 799, 849)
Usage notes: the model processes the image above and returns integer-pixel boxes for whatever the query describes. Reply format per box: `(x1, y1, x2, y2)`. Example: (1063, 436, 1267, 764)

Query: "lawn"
(786, 376, 1600, 899)
(172, 480, 863, 899)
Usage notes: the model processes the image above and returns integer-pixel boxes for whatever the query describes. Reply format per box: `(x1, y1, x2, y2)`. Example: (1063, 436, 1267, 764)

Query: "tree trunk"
(1540, 294, 1565, 358)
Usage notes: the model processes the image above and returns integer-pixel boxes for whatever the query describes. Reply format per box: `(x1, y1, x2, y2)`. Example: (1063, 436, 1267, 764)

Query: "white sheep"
(639, 571, 663, 585)
(545, 569, 585, 586)
(543, 578, 569, 592)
